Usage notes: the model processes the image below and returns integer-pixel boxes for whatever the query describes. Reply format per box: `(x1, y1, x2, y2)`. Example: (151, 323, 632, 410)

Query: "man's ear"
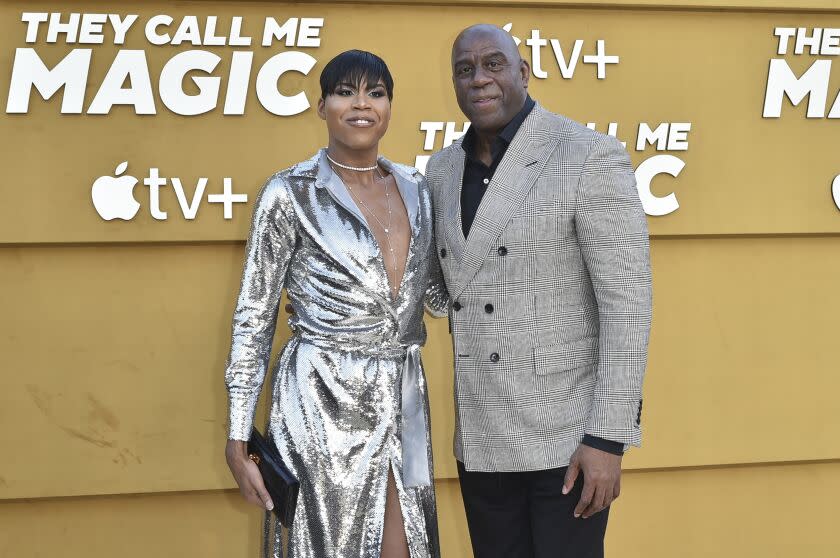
(316, 98, 327, 120)
(520, 59, 531, 89)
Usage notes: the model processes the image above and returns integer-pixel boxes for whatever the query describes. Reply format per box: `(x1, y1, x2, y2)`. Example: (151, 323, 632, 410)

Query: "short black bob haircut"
(319, 50, 394, 101)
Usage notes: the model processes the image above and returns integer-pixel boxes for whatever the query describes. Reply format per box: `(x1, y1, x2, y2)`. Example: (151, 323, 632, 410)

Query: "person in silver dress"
(224, 50, 448, 558)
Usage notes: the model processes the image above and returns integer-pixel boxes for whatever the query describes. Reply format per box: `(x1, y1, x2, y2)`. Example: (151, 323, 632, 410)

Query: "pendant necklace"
(328, 156, 399, 292)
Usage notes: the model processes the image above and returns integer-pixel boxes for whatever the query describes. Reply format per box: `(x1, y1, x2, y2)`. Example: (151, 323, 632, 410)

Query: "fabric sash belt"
(294, 334, 431, 488)
(400, 344, 431, 487)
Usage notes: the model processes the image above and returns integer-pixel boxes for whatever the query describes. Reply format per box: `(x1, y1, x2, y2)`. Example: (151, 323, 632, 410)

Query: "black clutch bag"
(247, 427, 299, 528)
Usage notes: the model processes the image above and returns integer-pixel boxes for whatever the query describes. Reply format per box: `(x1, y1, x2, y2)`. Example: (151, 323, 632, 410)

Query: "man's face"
(451, 29, 530, 134)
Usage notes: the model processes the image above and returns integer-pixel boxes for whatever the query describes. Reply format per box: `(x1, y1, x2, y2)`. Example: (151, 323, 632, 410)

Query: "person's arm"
(575, 132, 651, 447)
(224, 174, 298, 510)
(424, 239, 449, 317)
(421, 160, 450, 318)
(564, 133, 652, 518)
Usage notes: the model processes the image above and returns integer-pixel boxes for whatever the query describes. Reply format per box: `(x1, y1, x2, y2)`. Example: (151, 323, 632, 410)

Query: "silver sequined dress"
(225, 149, 448, 558)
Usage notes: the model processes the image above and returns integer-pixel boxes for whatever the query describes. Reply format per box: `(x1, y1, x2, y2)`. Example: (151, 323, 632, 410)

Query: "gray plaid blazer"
(425, 103, 652, 472)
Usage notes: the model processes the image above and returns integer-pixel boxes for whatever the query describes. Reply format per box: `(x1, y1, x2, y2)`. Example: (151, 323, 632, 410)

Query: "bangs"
(319, 50, 394, 100)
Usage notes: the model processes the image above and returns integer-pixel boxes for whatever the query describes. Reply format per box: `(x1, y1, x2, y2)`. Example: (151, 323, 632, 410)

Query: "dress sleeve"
(424, 240, 449, 317)
(574, 133, 652, 448)
(224, 175, 298, 441)
(419, 171, 449, 317)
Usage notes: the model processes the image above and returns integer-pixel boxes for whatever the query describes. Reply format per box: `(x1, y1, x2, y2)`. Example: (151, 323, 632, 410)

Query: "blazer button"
(497, 246, 508, 256)
(489, 352, 500, 363)
(484, 303, 494, 314)
(440, 248, 447, 258)
(453, 301, 462, 311)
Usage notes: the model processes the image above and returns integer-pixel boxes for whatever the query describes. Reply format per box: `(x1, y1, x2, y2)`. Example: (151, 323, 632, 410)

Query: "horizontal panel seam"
(3, 457, 840, 501)
(6, 232, 840, 248)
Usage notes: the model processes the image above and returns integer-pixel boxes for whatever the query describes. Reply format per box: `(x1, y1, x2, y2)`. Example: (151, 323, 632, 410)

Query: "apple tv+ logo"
(91, 162, 248, 221)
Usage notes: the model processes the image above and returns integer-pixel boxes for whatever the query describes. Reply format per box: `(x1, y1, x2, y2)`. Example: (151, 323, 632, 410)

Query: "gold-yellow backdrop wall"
(2, 1, 839, 556)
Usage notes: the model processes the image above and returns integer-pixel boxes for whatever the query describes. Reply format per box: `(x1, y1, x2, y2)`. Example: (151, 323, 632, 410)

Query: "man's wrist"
(581, 434, 625, 456)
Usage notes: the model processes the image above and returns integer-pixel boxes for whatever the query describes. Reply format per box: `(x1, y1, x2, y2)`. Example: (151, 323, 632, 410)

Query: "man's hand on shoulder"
(563, 443, 622, 519)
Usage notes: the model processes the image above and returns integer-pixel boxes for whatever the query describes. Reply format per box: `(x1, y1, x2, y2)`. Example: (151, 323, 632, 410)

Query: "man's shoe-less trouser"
(457, 461, 610, 558)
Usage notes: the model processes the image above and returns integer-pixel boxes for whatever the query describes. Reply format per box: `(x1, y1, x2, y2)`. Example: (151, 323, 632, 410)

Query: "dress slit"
(381, 459, 411, 558)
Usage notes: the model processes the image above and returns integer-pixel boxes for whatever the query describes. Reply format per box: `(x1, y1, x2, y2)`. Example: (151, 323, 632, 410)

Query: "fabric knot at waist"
(294, 333, 431, 488)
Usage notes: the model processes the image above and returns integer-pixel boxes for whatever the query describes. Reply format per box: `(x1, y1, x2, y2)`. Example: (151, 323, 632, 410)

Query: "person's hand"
(225, 439, 274, 511)
(563, 443, 622, 519)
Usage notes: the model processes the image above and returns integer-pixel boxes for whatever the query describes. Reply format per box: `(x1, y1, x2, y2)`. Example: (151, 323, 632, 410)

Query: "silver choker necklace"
(326, 153, 378, 172)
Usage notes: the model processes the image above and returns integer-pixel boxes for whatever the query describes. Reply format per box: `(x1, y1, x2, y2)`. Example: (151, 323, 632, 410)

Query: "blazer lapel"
(452, 105, 561, 299)
(442, 146, 467, 265)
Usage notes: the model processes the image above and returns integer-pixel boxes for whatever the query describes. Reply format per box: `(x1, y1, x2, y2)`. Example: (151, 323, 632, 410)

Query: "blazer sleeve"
(574, 133, 652, 448)
(224, 175, 298, 441)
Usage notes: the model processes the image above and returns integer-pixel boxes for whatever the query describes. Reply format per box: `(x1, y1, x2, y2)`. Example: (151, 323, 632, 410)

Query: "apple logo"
(833, 175, 840, 212)
(502, 23, 521, 46)
(92, 161, 140, 221)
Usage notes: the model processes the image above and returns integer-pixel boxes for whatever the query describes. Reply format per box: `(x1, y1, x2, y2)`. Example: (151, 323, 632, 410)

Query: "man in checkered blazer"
(424, 25, 652, 557)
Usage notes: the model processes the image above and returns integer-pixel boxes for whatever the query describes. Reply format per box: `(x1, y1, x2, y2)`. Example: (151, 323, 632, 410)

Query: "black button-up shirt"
(459, 96, 624, 456)
(460, 96, 535, 238)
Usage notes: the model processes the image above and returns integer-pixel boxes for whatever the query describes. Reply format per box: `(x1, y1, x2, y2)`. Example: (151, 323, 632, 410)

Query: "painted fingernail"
(562, 486, 569, 495)
(266, 501, 274, 511)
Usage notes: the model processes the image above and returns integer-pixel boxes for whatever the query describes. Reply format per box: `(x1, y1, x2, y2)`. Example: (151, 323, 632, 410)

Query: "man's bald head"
(451, 24, 521, 66)
(450, 24, 530, 135)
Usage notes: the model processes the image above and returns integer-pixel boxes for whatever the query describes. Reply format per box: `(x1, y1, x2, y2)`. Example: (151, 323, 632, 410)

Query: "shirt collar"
(461, 95, 535, 160)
